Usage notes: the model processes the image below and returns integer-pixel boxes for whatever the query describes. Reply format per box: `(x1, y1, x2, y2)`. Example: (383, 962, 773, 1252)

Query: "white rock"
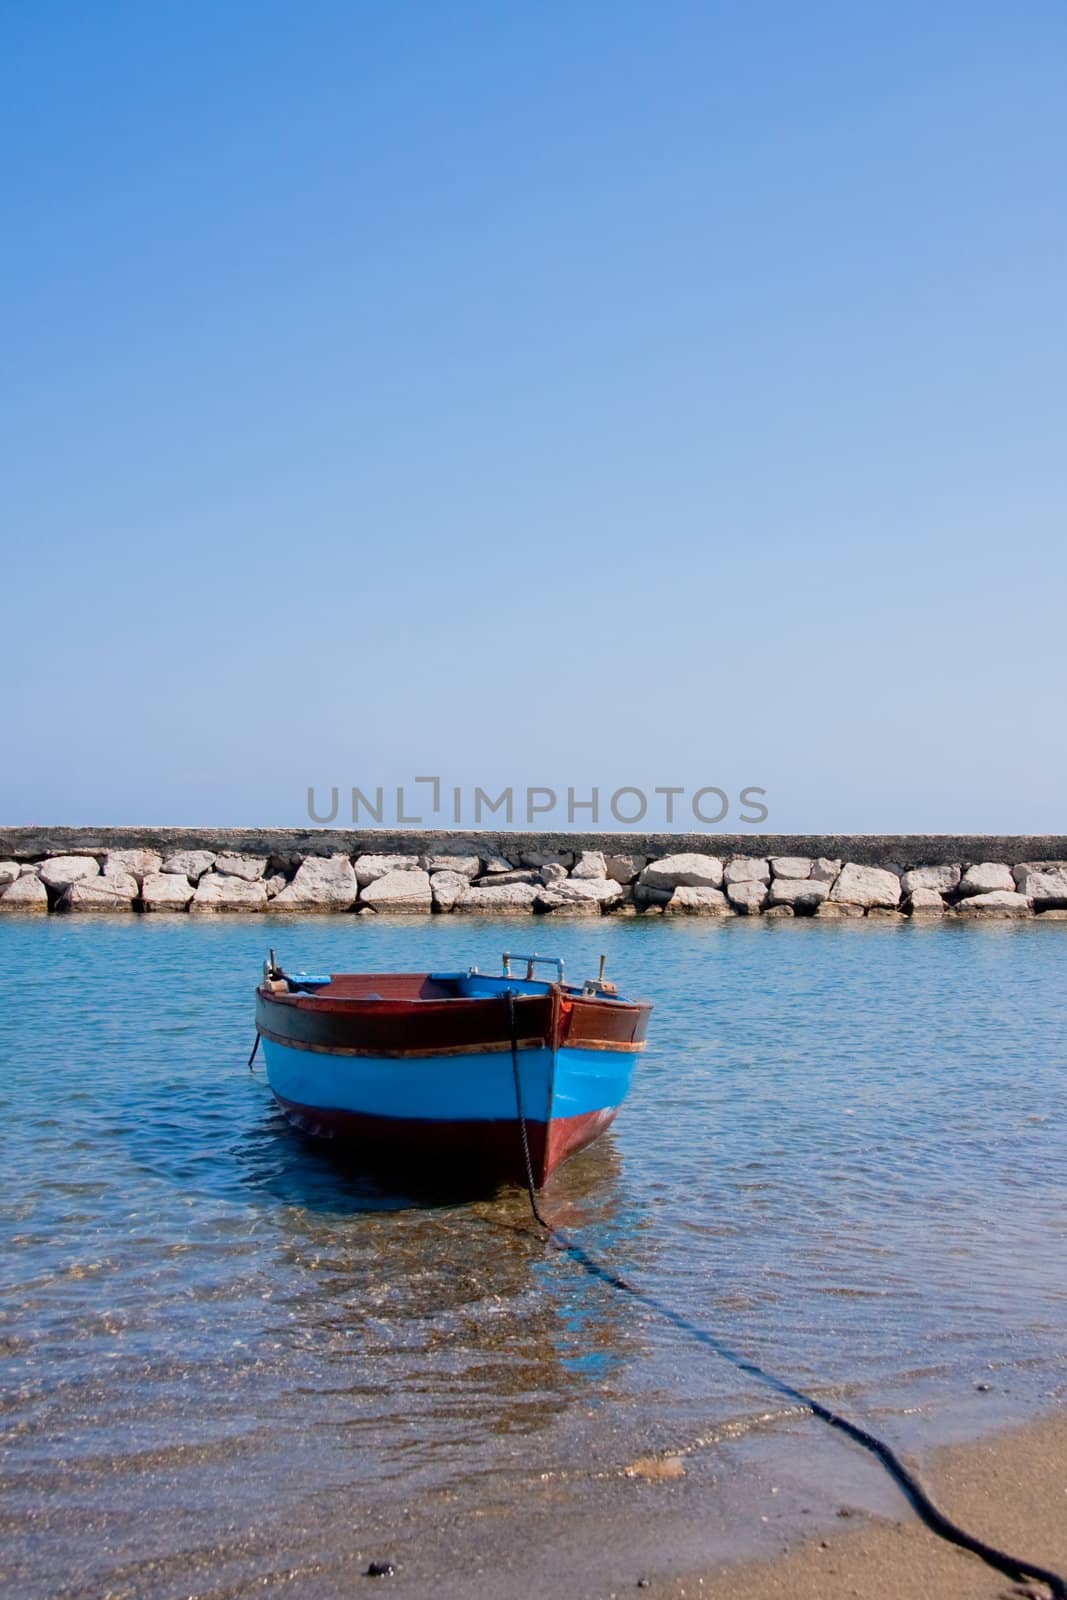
(724, 857, 770, 885)
(472, 869, 541, 887)
(190, 874, 268, 912)
(571, 850, 607, 880)
(479, 853, 516, 875)
(811, 858, 842, 884)
(63, 871, 139, 911)
(103, 849, 162, 885)
(814, 901, 865, 918)
(359, 868, 432, 913)
(519, 849, 574, 869)
(726, 880, 767, 915)
(956, 890, 1032, 916)
(539, 877, 623, 905)
(540, 862, 569, 886)
(829, 864, 901, 909)
(142, 872, 195, 911)
(430, 870, 470, 911)
(162, 850, 216, 881)
(905, 888, 945, 914)
(767, 877, 830, 910)
(0, 861, 20, 890)
(639, 853, 724, 890)
(770, 857, 812, 879)
(604, 853, 646, 884)
(1012, 866, 1067, 906)
(213, 853, 268, 882)
(38, 856, 100, 891)
(273, 855, 358, 911)
(265, 873, 288, 898)
(0, 874, 49, 911)
(665, 886, 731, 916)
(421, 854, 480, 878)
(900, 864, 961, 895)
(353, 853, 421, 887)
(957, 862, 1014, 898)
(764, 905, 794, 917)
(456, 882, 541, 914)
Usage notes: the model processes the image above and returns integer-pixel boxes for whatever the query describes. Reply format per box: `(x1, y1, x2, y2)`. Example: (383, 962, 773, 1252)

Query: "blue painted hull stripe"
(262, 1039, 637, 1124)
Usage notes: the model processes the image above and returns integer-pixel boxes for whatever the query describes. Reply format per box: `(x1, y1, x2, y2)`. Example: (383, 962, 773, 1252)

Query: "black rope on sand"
(503, 989, 1066, 1600)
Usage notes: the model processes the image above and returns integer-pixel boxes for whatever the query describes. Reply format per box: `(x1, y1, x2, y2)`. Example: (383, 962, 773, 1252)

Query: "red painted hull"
(274, 1093, 619, 1185)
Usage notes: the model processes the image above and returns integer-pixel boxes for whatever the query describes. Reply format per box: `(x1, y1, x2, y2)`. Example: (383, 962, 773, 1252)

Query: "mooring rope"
(503, 988, 1066, 1599)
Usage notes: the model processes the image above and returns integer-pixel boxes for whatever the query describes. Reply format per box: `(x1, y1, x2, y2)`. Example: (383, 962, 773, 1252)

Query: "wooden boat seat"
(317, 973, 455, 1001)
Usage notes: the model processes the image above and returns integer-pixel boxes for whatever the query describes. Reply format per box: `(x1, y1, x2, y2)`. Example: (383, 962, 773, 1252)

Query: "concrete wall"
(2, 827, 1066, 867)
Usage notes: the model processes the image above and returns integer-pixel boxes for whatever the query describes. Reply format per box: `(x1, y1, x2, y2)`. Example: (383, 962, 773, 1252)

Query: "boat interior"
(272, 955, 627, 1003)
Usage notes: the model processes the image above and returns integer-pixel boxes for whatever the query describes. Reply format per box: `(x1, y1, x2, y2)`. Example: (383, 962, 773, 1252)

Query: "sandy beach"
(676, 1408, 1067, 1600)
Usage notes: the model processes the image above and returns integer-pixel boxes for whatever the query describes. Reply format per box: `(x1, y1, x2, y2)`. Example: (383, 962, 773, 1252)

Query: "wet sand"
(53, 1404, 1061, 1600)
(673, 1407, 1067, 1600)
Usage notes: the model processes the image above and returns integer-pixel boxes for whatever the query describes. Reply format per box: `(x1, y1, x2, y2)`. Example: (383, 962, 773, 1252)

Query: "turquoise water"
(2, 916, 1066, 1597)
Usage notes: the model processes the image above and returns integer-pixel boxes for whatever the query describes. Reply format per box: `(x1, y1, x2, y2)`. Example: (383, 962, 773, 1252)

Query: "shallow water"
(2, 916, 1066, 1597)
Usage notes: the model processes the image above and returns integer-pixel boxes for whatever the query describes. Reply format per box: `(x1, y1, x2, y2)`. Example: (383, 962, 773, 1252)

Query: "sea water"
(2, 916, 1065, 1596)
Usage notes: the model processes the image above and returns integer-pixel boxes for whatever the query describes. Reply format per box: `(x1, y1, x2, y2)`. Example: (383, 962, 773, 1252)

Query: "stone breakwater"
(1, 831, 1066, 919)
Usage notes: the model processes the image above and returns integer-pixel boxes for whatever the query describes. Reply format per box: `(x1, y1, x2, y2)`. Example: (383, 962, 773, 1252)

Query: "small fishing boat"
(254, 951, 652, 1186)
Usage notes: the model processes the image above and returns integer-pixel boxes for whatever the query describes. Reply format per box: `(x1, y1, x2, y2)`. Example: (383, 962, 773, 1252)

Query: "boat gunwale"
(256, 976, 652, 1020)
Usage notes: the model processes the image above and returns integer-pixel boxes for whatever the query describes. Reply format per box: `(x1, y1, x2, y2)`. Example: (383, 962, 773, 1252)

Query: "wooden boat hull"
(255, 970, 649, 1185)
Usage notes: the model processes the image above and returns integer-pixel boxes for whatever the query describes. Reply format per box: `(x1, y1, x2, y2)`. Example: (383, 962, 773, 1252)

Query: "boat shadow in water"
(232, 1101, 642, 1222)
(236, 1105, 519, 1213)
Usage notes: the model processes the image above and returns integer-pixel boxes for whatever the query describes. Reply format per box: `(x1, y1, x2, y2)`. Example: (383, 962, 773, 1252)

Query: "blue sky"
(3, 2, 1064, 831)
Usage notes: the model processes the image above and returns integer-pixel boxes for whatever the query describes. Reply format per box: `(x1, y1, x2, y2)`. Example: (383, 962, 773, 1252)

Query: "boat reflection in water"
(234, 1102, 656, 1482)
